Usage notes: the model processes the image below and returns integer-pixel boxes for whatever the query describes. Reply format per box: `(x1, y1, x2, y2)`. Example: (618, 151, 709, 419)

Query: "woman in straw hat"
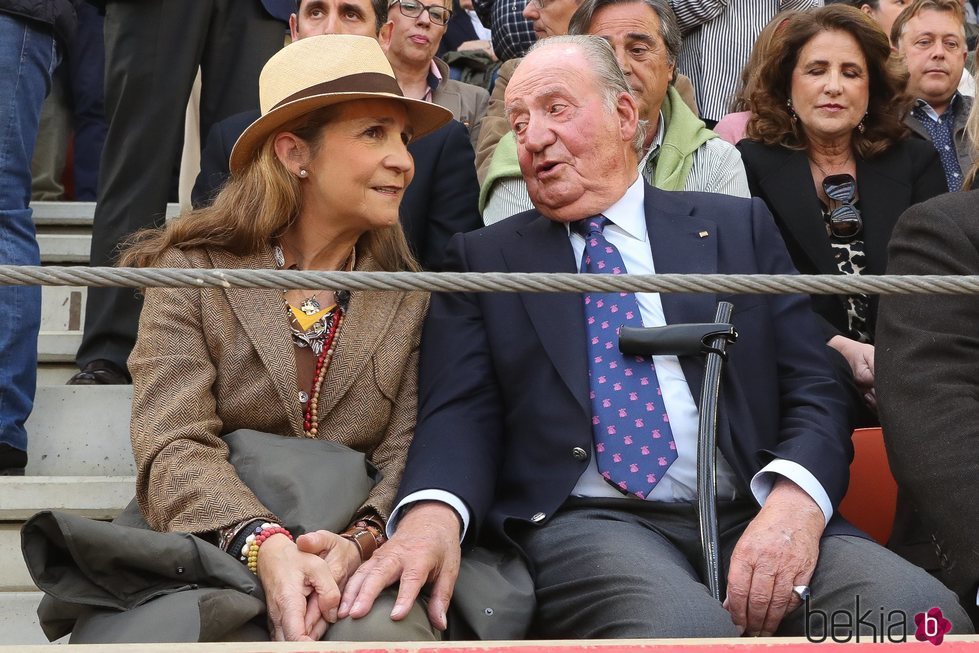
(120, 34, 451, 641)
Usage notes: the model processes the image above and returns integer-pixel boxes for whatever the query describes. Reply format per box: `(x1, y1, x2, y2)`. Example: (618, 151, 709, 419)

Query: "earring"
(856, 112, 868, 134)
(787, 98, 798, 124)
(298, 169, 308, 178)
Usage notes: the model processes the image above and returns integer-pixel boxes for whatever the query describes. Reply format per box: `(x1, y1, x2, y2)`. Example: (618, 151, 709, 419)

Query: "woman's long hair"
(965, 67, 979, 189)
(120, 105, 420, 272)
(729, 10, 802, 113)
(745, 4, 911, 159)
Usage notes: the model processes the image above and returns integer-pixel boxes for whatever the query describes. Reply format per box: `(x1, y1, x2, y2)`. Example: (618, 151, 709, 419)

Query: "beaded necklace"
(273, 243, 348, 438)
(303, 309, 342, 438)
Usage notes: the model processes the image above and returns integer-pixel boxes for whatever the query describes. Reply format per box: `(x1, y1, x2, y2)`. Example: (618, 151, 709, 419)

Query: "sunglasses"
(822, 173, 863, 240)
(389, 0, 452, 25)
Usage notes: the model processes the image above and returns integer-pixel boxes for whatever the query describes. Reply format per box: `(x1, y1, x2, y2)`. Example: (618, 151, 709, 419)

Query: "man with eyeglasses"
(892, 0, 975, 191)
(381, 0, 490, 146)
(189, 0, 482, 273)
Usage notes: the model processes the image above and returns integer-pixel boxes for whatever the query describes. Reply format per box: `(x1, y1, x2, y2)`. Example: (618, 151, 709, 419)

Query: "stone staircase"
(2, 202, 177, 644)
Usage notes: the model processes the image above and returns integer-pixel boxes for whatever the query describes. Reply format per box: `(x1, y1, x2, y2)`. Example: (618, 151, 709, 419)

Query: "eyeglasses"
(822, 173, 863, 240)
(389, 0, 451, 25)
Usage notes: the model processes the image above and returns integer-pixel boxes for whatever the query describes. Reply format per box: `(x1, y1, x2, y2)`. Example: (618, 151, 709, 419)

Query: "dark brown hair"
(745, 4, 911, 158)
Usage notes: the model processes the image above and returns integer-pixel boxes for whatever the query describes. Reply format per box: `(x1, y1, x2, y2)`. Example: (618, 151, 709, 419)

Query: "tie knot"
(573, 215, 610, 238)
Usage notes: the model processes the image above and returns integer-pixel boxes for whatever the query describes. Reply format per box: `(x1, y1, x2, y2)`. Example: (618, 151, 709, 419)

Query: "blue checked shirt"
(473, 0, 536, 61)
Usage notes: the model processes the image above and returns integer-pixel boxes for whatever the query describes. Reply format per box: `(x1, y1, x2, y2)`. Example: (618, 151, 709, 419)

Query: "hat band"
(271, 72, 405, 112)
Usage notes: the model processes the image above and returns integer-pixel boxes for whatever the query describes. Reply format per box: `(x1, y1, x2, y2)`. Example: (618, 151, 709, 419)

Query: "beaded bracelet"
(239, 522, 293, 574)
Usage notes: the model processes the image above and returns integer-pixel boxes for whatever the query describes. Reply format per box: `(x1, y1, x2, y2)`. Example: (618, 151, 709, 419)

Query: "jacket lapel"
(855, 154, 911, 275)
(644, 185, 718, 406)
(316, 254, 400, 422)
(432, 87, 463, 125)
(210, 246, 304, 435)
(502, 215, 590, 413)
(755, 148, 837, 274)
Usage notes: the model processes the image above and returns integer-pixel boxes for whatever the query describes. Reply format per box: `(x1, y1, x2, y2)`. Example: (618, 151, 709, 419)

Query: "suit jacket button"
(531, 512, 546, 523)
(571, 447, 587, 461)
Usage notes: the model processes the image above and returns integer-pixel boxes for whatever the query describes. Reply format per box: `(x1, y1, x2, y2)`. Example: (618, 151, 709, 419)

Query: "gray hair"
(526, 35, 647, 155)
(567, 0, 682, 78)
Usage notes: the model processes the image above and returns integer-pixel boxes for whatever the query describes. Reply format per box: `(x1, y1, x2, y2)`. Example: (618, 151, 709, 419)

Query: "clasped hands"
(255, 530, 361, 641)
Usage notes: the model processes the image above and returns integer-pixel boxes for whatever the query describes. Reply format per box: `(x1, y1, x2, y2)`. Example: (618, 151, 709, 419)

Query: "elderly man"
(381, 0, 489, 146)
(480, 0, 748, 223)
(474, 0, 698, 182)
(336, 35, 969, 639)
(893, 0, 974, 191)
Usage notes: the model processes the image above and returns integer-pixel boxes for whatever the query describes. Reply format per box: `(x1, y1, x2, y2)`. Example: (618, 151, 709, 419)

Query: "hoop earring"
(787, 98, 798, 124)
(298, 169, 308, 178)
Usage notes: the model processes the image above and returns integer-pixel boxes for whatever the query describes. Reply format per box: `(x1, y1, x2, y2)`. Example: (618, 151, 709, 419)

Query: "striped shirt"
(670, 0, 822, 122)
(482, 118, 750, 224)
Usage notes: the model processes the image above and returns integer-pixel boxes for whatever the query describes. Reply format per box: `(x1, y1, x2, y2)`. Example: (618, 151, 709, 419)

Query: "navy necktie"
(576, 216, 677, 498)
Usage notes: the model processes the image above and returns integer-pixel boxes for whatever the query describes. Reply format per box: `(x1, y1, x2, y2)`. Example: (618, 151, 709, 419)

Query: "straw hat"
(229, 34, 453, 174)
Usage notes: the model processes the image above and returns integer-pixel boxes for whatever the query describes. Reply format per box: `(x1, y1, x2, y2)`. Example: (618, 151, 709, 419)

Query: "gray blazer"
(432, 57, 489, 149)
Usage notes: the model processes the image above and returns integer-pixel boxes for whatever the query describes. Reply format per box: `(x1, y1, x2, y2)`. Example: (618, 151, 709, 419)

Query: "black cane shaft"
(697, 301, 734, 602)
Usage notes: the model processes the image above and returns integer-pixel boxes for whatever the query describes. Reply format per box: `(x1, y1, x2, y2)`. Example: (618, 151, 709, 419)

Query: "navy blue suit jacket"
(399, 183, 856, 545)
(193, 110, 482, 271)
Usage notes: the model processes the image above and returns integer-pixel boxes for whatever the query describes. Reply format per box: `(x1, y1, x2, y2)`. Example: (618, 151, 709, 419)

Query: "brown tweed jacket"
(129, 244, 428, 534)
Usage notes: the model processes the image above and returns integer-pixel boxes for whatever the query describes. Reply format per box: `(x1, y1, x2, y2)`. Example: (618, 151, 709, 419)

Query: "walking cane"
(618, 302, 737, 602)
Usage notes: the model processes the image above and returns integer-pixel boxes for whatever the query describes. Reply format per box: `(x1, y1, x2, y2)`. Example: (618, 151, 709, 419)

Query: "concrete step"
(25, 385, 134, 476)
(37, 234, 91, 264)
(0, 592, 61, 645)
(40, 286, 85, 332)
(37, 364, 77, 386)
(0, 476, 135, 521)
(1, 523, 39, 592)
(37, 331, 81, 364)
(0, 478, 135, 596)
(31, 200, 180, 227)
(31, 200, 96, 227)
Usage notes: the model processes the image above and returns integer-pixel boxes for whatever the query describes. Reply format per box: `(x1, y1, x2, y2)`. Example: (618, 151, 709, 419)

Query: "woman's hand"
(828, 335, 876, 410)
(296, 530, 363, 590)
(256, 533, 345, 641)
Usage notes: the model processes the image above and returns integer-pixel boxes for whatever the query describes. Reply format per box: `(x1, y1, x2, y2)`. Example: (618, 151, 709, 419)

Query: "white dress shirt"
(391, 176, 833, 538)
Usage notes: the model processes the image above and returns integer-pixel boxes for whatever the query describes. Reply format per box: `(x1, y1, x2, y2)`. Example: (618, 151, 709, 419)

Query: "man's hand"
(338, 501, 462, 631)
(724, 478, 825, 637)
(257, 533, 344, 641)
(829, 335, 876, 410)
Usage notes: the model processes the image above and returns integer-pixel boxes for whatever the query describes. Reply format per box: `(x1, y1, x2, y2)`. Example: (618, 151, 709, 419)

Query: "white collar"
(565, 174, 646, 242)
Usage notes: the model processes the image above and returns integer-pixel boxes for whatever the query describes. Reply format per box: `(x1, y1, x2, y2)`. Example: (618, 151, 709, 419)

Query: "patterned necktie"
(576, 216, 677, 499)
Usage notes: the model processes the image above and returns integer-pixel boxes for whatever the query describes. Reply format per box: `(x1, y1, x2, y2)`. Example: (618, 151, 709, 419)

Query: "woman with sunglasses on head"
(736, 5, 946, 426)
(120, 35, 451, 642)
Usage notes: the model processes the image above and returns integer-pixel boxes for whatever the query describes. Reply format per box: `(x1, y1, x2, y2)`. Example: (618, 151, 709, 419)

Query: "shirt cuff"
(750, 459, 833, 526)
(386, 489, 471, 541)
